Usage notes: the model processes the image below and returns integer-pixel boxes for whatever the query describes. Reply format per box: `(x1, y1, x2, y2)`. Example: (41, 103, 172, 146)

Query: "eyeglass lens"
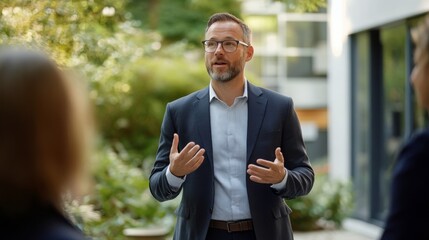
(204, 40, 238, 52)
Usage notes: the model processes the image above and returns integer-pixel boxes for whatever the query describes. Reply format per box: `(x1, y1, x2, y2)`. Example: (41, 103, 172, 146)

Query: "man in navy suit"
(149, 12, 314, 240)
(380, 15, 429, 240)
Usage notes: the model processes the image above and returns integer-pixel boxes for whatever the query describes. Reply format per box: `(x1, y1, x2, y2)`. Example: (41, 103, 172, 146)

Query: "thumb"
(275, 147, 284, 163)
(170, 133, 179, 154)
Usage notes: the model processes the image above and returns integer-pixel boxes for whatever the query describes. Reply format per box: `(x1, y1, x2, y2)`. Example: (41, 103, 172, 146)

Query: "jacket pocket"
(272, 203, 292, 219)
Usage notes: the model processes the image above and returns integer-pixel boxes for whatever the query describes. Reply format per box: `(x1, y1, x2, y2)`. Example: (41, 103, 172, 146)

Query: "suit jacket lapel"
(194, 88, 213, 167)
(247, 82, 267, 163)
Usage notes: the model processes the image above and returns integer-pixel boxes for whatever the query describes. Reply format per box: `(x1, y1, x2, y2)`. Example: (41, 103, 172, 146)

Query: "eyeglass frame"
(201, 39, 249, 53)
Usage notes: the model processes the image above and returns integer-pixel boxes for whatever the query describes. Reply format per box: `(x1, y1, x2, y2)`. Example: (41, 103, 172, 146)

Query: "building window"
(286, 56, 326, 78)
(378, 24, 407, 221)
(351, 16, 429, 225)
(286, 21, 326, 48)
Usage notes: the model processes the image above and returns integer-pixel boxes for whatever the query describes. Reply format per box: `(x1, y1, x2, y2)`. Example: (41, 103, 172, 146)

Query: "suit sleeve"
(149, 103, 183, 202)
(276, 99, 314, 199)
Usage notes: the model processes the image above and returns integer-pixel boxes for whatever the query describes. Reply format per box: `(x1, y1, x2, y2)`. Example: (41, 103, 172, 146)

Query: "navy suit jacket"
(150, 82, 314, 240)
(381, 129, 429, 240)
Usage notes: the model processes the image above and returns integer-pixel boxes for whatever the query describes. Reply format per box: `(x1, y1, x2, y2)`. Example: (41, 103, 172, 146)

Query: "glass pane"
(379, 24, 406, 221)
(352, 33, 371, 220)
(287, 57, 311, 77)
(286, 21, 326, 48)
(286, 56, 326, 78)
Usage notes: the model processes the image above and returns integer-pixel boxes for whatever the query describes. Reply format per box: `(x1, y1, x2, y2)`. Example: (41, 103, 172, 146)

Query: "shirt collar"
(209, 80, 248, 102)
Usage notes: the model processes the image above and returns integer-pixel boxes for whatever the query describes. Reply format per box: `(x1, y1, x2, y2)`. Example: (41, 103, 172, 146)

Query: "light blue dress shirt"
(209, 82, 250, 220)
(165, 81, 288, 220)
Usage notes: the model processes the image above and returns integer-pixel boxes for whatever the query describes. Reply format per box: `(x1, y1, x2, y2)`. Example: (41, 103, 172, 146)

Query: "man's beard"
(206, 64, 241, 82)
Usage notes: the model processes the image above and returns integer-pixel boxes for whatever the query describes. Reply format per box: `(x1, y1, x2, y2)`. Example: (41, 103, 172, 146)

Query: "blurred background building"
(242, 0, 328, 167)
(243, 0, 429, 238)
(329, 0, 429, 237)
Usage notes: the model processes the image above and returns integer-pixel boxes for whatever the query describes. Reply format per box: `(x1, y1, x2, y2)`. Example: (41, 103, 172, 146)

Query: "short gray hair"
(205, 12, 252, 44)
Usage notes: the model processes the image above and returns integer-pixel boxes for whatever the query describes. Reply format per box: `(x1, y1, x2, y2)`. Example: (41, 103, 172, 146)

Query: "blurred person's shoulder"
(397, 128, 429, 170)
(404, 128, 429, 151)
(0, 204, 88, 240)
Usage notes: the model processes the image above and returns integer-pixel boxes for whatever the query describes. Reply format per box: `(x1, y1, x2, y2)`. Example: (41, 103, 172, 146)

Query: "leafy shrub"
(67, 144, 178, 240)
(287, 173, 354, 231)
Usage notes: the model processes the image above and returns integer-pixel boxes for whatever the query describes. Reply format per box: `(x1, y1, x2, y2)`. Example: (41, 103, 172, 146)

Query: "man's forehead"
(205, 21, 242, 38)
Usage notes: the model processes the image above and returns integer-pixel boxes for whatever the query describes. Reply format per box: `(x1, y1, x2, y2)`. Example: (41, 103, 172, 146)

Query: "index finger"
(255, 159, 276, 168)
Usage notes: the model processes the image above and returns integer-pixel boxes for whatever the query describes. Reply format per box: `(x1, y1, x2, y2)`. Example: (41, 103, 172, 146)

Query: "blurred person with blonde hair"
(0, 47, 93, 239)
(380, 15, 429, 240)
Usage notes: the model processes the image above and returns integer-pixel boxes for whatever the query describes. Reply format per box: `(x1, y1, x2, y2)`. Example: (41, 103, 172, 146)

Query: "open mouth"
(213, 61, 228, 67)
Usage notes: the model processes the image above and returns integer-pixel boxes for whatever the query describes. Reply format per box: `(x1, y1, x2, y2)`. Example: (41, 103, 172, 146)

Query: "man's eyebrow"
(207, 36, 237, 40)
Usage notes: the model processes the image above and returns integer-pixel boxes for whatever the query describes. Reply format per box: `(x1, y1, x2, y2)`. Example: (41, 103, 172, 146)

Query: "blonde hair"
(0, 47, 93, 213)
(412, 15, 429, 66)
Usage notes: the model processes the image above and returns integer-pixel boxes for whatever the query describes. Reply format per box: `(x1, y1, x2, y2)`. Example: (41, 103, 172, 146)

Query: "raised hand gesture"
(169, 133, 205, 178)
(247, 147, 287, 184)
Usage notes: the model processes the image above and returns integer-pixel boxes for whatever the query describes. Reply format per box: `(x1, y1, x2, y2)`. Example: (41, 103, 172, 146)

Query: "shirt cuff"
(166, 165, 186, 191)
(270, 168, 288, 190)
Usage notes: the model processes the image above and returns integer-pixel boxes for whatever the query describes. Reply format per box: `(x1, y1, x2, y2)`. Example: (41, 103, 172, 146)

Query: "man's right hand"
(169, 133, 205, 178)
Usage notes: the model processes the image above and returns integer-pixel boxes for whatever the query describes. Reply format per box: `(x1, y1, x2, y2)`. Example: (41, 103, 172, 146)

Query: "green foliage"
(0, 0, 209, 164)
(279, 0, 327, 13)
(127, 0, 242, 45)
(67, 145, 178, 240)
(287, 174, 354, 231)
(95, 50, 208, 164)
(0, 0, 129, 65)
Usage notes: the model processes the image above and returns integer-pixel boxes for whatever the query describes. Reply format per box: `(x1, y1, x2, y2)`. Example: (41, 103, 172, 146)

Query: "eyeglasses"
(201, 40, 249, 53)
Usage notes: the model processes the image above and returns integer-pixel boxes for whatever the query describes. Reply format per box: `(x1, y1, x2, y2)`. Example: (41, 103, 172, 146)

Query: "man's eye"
(207, 42, 216, 47)
(224, 41, 235, 47)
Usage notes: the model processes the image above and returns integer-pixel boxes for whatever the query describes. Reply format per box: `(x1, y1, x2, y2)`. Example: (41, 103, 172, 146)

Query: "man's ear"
(245, 45, 254, 62)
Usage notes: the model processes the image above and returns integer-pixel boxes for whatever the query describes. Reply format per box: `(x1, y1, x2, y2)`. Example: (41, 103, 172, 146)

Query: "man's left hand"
(247, 147, 286, 184)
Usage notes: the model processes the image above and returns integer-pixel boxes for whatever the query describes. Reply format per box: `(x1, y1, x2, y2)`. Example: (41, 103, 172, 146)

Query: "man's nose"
(214, 42, 224, 54)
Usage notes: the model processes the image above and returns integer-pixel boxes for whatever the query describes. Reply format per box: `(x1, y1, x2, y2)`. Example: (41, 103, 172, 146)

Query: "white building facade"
(329, 0, 429, 234)
(243, 0, 329, 167)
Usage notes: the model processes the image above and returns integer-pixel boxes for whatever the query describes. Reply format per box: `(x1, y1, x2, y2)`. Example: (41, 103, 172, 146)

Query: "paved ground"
(143, 219, 383, 240)
(294, 230, 375, 240)
(158, 229, 377, 240)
